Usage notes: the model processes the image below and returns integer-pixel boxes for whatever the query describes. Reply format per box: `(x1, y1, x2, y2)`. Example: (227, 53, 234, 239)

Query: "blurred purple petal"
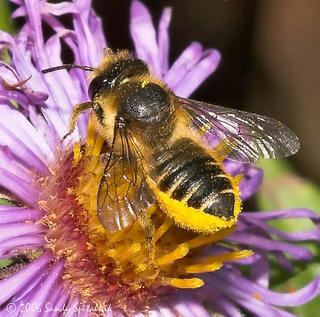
(168, 294, 211, 317)
(0, 105, 54, 169)
(228, 232, 313, 260)
(207, 271, 297, 317)
(0, 168, 39, 206)
(130, 0, 161, 76)
(0, 207, 43, 224)
(199, 285, 243, 317)
(0, 252, 51, 305)
(52, 288, 69, 317)
(217, 268, 320, 307)
(243, 208, 320, 222)
(165, 42, 203, 90)
(158, 7, 172, 75)
(243, 216, 320, 241)
(0, 223, 45, 244)
(239, 166, 263, 200)
(64, 296, 80, 317)
(0, 235, 44, 256)
(26, 260, 65, 316)
(174, 49, 221, 97)
(250, 255, 270, 288)
(72, 0, 105, 66)
(12, 270, 48, 303)
(224, 160, 263, 200)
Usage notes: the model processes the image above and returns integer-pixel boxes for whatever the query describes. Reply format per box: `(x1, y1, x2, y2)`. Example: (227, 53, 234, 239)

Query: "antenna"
(41, 64, 94, 74)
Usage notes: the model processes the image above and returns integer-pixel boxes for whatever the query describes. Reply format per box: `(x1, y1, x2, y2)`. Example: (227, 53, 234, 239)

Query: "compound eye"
(88, 75, 104, 100)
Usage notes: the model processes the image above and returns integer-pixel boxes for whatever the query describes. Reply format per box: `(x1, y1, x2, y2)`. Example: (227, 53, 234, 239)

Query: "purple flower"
(0, 0, 319, 316)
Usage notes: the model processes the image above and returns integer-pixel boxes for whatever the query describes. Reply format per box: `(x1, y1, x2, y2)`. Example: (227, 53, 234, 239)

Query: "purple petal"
(224, 161, 264, 200)
(243, 217, 320, 241)
(0, 105, 54, 172)
(164, 42, 203, 89)
(0, 207, 43, 224)
(0, 62, 48, 110)
(12, 268, 48, 302)
(42, 2, 78, 16)
(0, 29, 70, 140)
(0, 252, 51, 305)
(72, 0, 105, 67)
(88, 8, 106, 57)
(43, 34, 83, 141)
(173, 49, 221, 98)
(152, 306, 176, 317)
(168, 294, 211, 317)
(18, 0, 104, 141)
(3, 58, 67, 142)
(242, 208, 320, 222)
(24, 1, 49, 69)
(207, 272, 296, 317)
(0, 132, 47, 176)
(0, 168, 39, 206)
(26, 260, 65, 317)
(231, 252, 262, 265)
(274, 251, 294, 271)
(43, 286, 65, 317)
(0, 150, 35, 182)
(225, 161, 263, 200)
(157, 7, 172, 75)
(64, 296, 80, 317)
(28, 107, 60, 155)
(51, 288, 70, 317)
(0, 223, 45, 244)
(250, 254, 269, 288)
(239, 166, 263, 200)
(184, 301, 211, 317)
(218, 268, 320, 307)
(199, 286, 243, 317)
(269, 277, 320, 307)
(0, 235, 44, 256)
(228, 232, 313, 260)
(130, 0, 161, 76)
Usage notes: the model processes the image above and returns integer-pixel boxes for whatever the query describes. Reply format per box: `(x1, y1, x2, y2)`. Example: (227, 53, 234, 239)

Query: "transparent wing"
(179, 98, 300, 163)
(97, 128, 154, 233)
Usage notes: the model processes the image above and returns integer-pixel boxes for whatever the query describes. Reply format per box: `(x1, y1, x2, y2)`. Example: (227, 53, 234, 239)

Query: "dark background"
(93, 0, 320, 183)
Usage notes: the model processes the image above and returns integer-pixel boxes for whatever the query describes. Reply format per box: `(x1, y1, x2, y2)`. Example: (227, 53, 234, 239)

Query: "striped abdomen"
(153, 138, 237, 219)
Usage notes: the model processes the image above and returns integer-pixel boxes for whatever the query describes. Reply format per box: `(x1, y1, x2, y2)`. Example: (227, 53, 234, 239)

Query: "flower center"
(37, 118, 252, 312)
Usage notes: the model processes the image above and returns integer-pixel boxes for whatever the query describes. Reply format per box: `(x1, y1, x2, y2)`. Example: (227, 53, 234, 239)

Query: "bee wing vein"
(180, 97, 300, 163)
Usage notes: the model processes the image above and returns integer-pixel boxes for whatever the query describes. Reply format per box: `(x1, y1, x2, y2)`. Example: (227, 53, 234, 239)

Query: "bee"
(42, 50, 300, 236)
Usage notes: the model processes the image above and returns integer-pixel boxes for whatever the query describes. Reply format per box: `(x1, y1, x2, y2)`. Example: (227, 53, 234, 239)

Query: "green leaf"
(0, 259, 12, 268)
(0, 198, 18, 206)
(257, 160, 320, 212)
(0, 2, 14, 33)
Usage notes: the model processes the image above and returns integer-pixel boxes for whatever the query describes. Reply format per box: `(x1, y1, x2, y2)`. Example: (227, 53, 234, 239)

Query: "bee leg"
(63, 102, 93, 140)
(137, 209, 156, 267)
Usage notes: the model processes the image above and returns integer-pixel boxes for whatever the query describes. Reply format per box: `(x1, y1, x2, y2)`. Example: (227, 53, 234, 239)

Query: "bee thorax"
(117, 81, 172, 125)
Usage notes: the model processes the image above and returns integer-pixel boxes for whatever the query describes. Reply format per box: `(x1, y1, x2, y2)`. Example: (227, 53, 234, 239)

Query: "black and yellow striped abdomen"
(147, 138, 242, 233)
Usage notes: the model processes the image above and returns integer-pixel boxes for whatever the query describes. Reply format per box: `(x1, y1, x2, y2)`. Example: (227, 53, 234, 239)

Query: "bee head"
(88, 58, 149, 100)
(89, 57, 174, 130)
